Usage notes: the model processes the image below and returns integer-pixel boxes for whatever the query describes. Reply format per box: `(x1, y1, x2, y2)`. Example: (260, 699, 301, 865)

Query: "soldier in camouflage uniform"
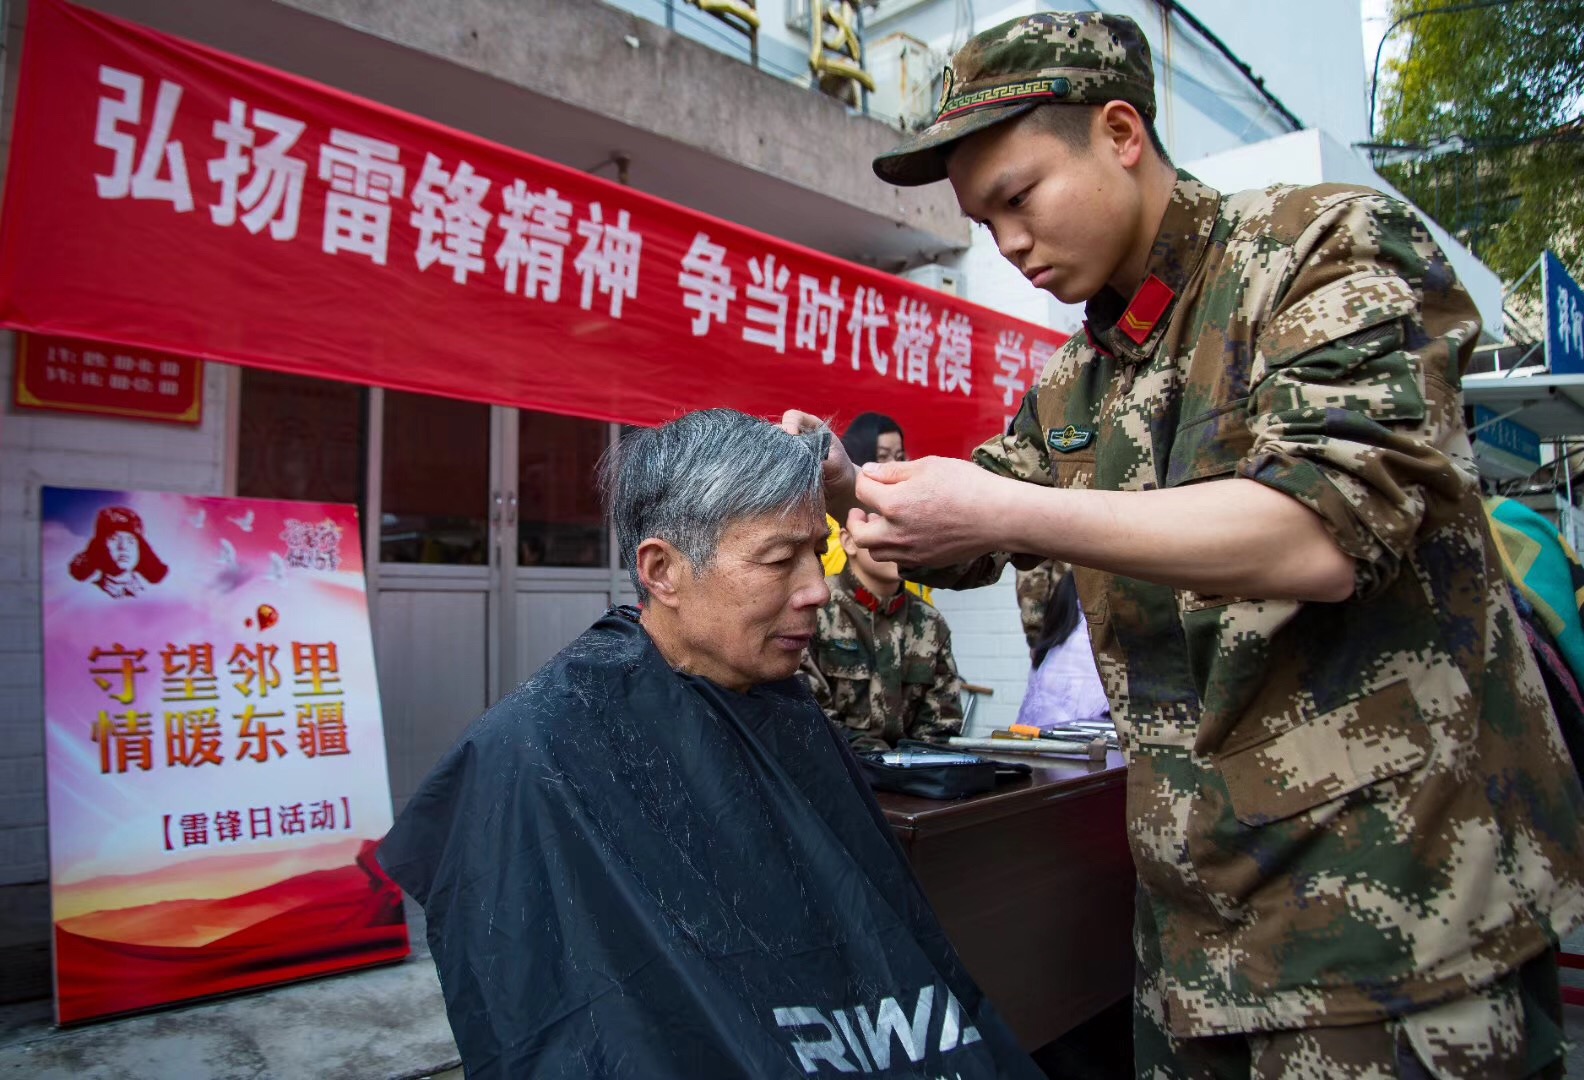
(783, 11, 1584, 1078)
(801, 529, 964, 751)
(1015, 558, 1066, 651)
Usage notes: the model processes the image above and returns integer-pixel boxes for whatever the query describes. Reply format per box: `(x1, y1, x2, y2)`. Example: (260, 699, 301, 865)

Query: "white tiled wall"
(0, 334, 230, 887)
(931, 573, 1030, 737)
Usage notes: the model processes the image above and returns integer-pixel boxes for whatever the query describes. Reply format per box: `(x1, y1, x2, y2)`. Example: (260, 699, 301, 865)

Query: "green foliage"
(1376, 0, 1584, 297)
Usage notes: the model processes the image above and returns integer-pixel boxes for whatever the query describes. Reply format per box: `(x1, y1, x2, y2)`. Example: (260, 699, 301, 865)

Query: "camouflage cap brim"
(871, 101, 1038, 187)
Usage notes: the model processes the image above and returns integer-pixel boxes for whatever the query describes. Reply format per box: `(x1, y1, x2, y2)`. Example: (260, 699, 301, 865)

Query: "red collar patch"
(1118, 274, 1175, 345)
(854, 586, 906, 616)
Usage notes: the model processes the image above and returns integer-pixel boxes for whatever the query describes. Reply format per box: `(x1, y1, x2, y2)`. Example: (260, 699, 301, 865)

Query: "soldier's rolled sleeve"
(973, 386, 1056, 486)
(1237, 195, 1481, 601)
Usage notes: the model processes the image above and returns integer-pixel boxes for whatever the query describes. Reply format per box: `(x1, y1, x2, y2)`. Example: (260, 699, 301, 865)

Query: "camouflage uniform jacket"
(1014, 559, 1067, 651)
(801, 568, 964, 750)
(924, 173, 1584, 1037)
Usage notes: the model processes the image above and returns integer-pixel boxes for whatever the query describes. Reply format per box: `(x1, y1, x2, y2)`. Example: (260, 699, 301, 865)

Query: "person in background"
(803, 527, 963, 751)
(841, 411, 909, 469)
(1013, 558, 1064, 651)
(821, 413, 932, 605)
(1484, 495, 1584, 779)
(1016, 567, 1109, 728)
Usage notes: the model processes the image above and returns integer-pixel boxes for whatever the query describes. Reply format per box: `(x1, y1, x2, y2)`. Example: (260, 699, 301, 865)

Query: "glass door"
(235, 366, 633, 810)
(369, 388, 499, 809)
(506, 410, 627, 687)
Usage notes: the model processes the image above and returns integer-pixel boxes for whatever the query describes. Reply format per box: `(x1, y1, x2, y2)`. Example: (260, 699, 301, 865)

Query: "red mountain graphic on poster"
(54, 841, 407, 1023)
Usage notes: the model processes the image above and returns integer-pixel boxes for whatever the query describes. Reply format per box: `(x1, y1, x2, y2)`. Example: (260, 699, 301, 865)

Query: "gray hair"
(599, 409, 830, 600)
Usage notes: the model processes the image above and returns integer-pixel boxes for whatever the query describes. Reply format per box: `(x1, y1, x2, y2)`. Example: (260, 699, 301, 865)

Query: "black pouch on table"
(854, 741, 1033, 800)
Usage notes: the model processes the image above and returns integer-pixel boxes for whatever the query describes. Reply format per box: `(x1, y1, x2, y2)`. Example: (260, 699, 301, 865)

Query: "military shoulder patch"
(1047, 425, 1095, 453)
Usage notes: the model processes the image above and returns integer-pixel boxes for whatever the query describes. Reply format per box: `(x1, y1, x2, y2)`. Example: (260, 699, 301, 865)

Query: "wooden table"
(876, 750, 1135, 1052)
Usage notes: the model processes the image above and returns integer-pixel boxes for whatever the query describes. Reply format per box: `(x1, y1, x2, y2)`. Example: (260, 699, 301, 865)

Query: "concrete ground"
(0, 900, 459, 1080)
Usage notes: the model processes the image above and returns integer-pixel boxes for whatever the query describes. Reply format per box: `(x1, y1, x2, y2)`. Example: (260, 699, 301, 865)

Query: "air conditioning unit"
(865, 32, 938, 129)
(903, 262, 963, 298)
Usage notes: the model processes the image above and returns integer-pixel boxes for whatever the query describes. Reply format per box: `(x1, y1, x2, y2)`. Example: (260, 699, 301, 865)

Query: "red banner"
(0, 0, 1063, 457)
(15, 332, 203, 425)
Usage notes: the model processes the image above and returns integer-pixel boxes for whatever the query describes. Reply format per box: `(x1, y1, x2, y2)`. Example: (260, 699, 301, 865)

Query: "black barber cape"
(379, 607, 1039, 1079)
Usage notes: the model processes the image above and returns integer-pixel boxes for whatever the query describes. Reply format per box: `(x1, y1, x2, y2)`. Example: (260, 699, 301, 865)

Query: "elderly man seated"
(379, 410, 1038, 1079)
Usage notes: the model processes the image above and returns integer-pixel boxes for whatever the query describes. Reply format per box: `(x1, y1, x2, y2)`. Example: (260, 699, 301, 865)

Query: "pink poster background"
(40, 485, 408, 1024)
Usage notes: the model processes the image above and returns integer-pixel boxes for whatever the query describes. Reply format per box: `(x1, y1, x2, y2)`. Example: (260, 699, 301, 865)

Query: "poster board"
(40, 486, 409, 1024)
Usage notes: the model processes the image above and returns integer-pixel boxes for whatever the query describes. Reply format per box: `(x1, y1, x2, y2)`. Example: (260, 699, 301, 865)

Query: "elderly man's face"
(668, 509, 831, 692)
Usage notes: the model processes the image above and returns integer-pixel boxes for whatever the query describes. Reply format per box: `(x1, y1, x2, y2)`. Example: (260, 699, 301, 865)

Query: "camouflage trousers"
(1133, 896, 1568, 1080)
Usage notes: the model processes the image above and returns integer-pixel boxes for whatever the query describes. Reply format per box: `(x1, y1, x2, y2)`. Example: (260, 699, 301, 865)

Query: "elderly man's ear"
(636, 538, 687, 610)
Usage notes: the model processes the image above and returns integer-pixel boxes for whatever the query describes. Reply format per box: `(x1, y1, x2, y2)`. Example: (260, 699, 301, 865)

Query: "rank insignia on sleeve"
(1048, 425, 1095, 453)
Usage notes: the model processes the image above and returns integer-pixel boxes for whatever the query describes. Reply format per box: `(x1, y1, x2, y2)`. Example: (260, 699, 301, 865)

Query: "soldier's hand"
(780, 410, 857, 516)
(848, 457, 997, 567)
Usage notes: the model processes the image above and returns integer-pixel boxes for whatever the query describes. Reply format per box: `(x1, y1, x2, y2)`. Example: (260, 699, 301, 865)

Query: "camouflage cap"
(872, 11, 1156, 187)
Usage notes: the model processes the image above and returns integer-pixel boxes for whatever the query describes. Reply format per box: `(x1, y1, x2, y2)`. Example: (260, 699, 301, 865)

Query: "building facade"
(0, 0, 1506, 1011)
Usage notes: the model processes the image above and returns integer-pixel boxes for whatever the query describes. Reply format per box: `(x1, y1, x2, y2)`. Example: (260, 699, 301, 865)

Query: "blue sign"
(1473, 405, 1540, 466)
(1545, 251, 1584, 375)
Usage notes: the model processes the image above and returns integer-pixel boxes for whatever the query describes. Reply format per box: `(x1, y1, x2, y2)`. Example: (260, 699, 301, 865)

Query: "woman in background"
(822, 413, 931, 604)
(1016, 568, 1108, 727)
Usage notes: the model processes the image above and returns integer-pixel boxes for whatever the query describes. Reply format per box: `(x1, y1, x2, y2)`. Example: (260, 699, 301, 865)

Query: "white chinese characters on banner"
(495, 182, 572, 302)
(574, 203, 642, 319)
(209, 98, 307, 241)
(678, 232, 735, 337)
(795, 276, 844, 366)
(94, 66, 194, 212)
(891, 299, 934, 388)
(847, 287, 891, 374)
(743, 255, 792, 354)
(410, 153, 491, 285)
(993, 330, 1029, 429)
(318, 131, 405, 266)
(935, 312, 974, 396)
(84, 66, 1070, 406)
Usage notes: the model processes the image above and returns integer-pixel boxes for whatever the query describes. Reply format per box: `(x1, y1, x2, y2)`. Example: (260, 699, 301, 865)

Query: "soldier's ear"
(636, 538, 687, 610)
(1097, 100, 1146, 170)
